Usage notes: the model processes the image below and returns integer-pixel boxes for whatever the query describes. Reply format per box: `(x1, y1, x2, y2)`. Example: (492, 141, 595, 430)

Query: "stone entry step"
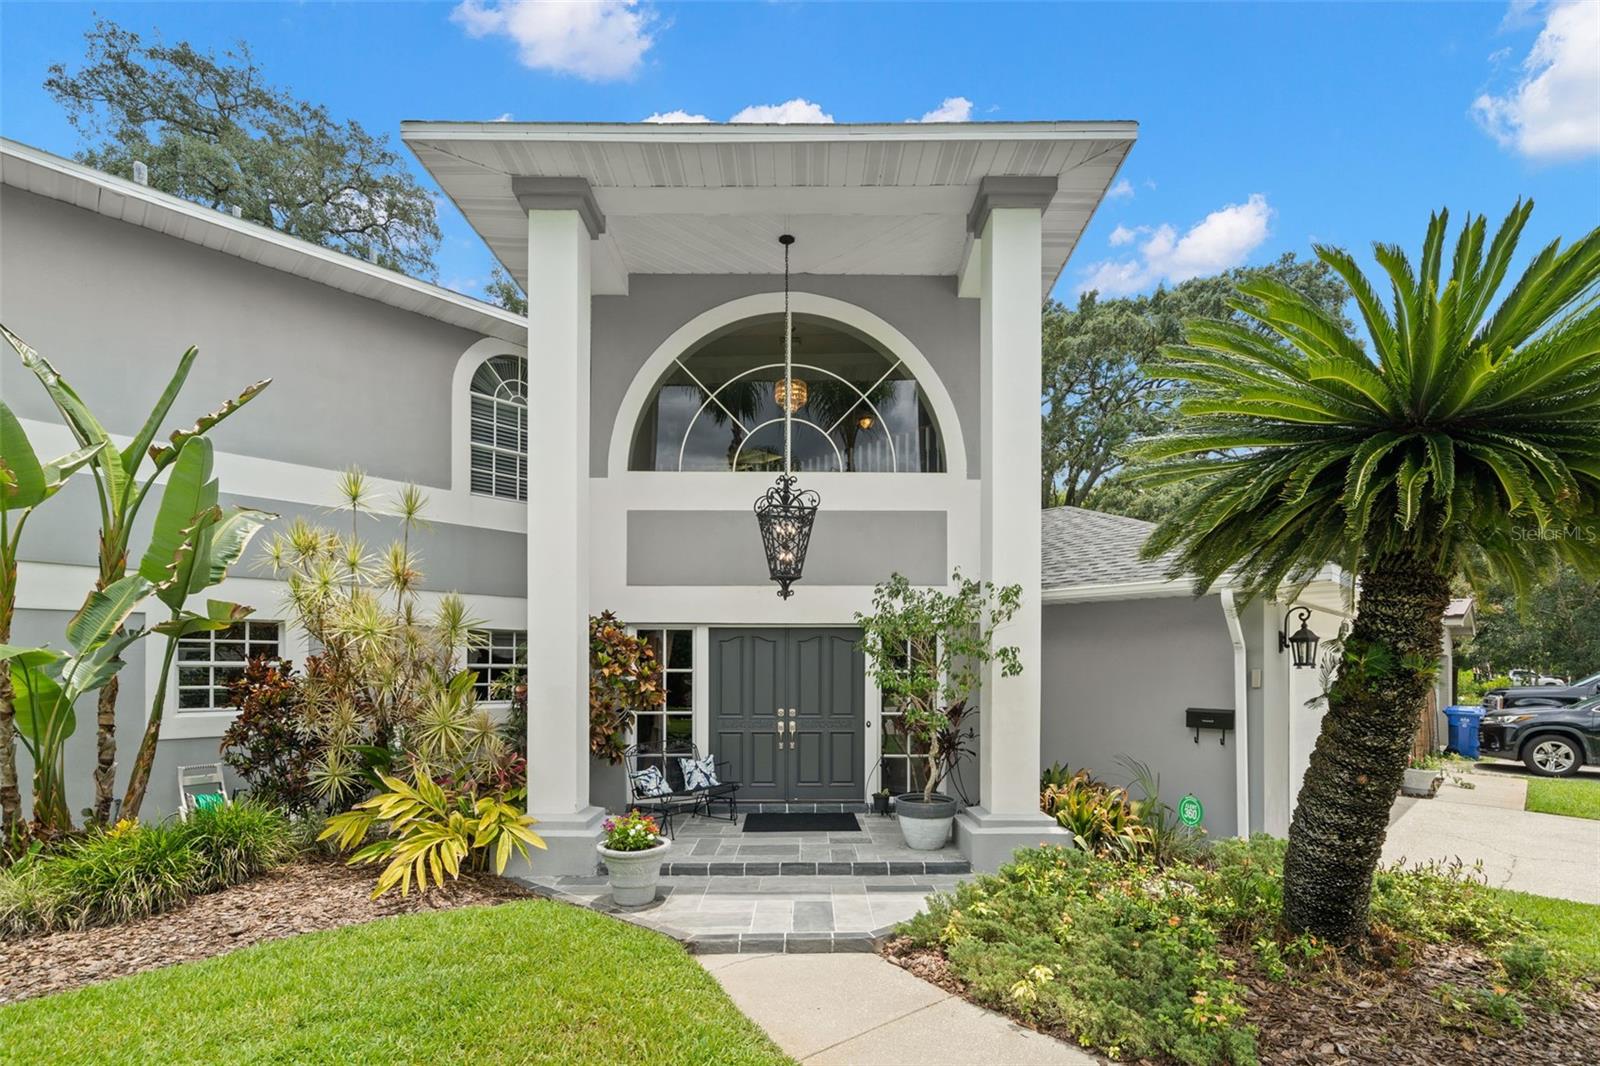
(653, 812, 968, 878)
(522, 870, 966, 955)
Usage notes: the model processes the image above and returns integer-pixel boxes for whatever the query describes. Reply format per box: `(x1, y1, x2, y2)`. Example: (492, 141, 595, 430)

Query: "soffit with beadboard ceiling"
(0, 138, 527, 344)
(401, 121, 1138, 298)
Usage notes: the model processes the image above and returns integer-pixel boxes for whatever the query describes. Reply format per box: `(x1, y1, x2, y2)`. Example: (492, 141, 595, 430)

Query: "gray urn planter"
(895, 793, 958, 851)
(598, 839, 671, 907)
(1400, 768, 1444, 798)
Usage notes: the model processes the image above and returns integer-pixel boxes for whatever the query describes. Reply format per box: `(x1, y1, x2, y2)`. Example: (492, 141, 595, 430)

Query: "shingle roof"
(1041, 506, 1181, 592)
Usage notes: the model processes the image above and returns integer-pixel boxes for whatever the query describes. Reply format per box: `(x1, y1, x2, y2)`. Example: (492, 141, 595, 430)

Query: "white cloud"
(1472, 1, 1600, 160)
(729, 98, 834, 124)
(451, 0, 654, 82)
(1077, 194, 1274, 296)
(1106, 178, 1134, 199)
(492, 112, 514, 122)
(644, 109, 711, 123)
(1108, 223, 1143, 247)
(916, 96, 973, 122)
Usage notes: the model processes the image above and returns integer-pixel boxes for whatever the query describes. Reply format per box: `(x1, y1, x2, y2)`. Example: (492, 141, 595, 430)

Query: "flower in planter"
(601, 811, 665, 852)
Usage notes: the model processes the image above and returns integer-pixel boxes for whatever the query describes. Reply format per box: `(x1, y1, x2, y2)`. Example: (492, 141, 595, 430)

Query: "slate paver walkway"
(700, 952, 1100, 1064)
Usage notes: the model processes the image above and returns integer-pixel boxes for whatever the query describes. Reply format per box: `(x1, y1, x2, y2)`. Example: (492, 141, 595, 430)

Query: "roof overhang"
(0, 138, 527, 344)
(401, 121, 1137, 298)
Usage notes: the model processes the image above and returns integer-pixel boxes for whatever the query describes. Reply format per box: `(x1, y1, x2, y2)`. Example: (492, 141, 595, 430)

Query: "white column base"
(954, 806, 1070, 872)
(510, 805, 607, 878)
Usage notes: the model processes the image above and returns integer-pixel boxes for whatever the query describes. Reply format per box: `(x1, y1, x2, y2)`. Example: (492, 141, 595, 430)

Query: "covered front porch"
(404, 120, 1138, 874)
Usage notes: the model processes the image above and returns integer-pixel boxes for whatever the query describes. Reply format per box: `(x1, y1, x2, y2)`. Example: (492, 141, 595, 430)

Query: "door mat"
(742, 812, 861, 833)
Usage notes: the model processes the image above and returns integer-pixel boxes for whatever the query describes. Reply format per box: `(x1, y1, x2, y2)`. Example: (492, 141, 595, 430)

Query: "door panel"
(710, 627, 865, 803)
(711, 630, 786, 800)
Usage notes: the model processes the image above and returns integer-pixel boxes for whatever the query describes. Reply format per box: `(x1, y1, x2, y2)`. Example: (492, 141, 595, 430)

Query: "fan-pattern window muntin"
(467, 629, 528, 703)
(470, 354, 528, 501)
(630, 316, 946, 474)
(177, 621, 282, 711)
(634, 629, 694, 775)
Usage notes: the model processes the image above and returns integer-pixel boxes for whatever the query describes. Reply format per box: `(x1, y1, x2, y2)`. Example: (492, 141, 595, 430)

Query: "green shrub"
(36, 821, 203, 929)
(177, 800, 298, 891)
(0, 854, 45, 935)
(902, 847, 1255, 1065)
(899, 836, 1577, 1065)
(0, 803, 299, 934)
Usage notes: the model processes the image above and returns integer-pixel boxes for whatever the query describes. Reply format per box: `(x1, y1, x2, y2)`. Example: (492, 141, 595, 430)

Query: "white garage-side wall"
(1041, 594, 1241, 838)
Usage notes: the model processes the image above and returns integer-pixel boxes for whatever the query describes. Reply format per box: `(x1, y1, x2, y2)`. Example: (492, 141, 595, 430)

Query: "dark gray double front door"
(710, 628, 865, 803)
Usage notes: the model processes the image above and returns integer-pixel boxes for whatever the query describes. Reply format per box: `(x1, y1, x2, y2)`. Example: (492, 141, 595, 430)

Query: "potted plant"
(872, 788, 892, 816)
(856, 571, 1022, 851)
(1402, 753, 1445, 798)
(597, 810, 670, 906)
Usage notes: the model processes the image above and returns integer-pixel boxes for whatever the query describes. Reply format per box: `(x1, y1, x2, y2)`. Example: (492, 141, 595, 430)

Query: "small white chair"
(177, 763, 230, 819)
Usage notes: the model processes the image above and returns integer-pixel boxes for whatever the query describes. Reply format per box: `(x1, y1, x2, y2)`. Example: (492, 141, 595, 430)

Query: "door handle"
(787, 721, 796, 736)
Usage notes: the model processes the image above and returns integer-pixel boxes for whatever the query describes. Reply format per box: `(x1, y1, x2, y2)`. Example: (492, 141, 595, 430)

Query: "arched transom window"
(469, 354, 528, 500)
(629, 315, 946, 473)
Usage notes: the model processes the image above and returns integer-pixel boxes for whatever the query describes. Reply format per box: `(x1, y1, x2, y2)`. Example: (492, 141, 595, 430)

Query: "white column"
(978, 205, 1045, 813)
(521, 195, 605, 874)
(955, 180, 1068, 869)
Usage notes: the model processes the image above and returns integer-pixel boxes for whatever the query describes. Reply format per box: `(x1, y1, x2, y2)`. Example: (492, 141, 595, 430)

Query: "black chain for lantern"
(753, 234, 820, 599)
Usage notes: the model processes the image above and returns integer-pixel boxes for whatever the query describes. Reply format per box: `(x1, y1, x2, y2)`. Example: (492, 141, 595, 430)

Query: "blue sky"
(2, 1, 1596, 305)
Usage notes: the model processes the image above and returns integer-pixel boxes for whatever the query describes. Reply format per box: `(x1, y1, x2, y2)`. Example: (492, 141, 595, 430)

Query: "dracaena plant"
(258, 470, 480, 808)
(1128, 204, 1600, 941)
(0, 401, 104, 827)
(3, 324, 269, 823)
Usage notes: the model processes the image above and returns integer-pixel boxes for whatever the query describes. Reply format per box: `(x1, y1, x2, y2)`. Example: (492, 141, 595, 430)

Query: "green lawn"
(0, 900, 791, 1065)
(1488, 887, 1600, 974)
(1525, 775, 1600, 821)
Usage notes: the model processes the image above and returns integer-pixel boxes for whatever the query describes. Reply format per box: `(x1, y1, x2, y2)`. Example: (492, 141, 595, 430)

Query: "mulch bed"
(0, 856, 532, 1005)
(881, 937, 1600, 1065)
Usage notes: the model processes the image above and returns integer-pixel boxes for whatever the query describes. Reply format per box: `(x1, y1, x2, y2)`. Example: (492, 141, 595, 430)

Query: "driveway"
(1383, 761, 1600, 903)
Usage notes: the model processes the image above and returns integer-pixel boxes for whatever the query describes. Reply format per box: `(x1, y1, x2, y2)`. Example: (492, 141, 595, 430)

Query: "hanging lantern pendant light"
(754, 234, 821, 599)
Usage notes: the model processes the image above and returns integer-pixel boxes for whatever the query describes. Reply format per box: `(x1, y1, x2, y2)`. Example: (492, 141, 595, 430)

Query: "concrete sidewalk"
(701, 952, 1098, 1065)
(1383, 766, 1600, 903)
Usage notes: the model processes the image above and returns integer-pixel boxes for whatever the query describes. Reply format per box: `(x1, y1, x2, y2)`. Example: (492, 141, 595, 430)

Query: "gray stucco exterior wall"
(627, 509, 946, 587)
(1041, 596, 1240, 838)
(0, 188, 496, 488)
(20, 477, 525, 598)
(591, 274, 980, 478)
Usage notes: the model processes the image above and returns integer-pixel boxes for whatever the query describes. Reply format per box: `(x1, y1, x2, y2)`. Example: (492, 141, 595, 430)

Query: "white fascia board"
(1041, 578, 1208, 604)
(0, 138, 526, 343)
(400, 120, 1139, 146)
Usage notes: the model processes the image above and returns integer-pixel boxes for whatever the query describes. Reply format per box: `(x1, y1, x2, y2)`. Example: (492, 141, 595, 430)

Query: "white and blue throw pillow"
(628, 765, 672, 798)
(679, 755, 720, 791)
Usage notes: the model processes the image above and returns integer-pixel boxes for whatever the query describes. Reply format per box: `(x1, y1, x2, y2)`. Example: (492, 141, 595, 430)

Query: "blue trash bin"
(1444, 705, 1484, 758)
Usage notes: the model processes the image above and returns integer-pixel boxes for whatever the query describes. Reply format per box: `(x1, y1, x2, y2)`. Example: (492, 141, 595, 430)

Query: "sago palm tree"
(1130, 203, 1600, 940)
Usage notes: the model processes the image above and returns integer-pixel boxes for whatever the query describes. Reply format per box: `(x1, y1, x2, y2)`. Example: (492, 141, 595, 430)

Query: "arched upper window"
(629, 315, 946, 473)
(469, 354, 528, 500)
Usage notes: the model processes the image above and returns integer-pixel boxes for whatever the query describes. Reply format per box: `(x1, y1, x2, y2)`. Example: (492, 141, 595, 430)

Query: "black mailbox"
(1186, 707, 1235, 746)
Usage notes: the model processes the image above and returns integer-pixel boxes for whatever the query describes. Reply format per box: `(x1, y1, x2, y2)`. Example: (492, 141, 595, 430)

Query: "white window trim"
(466, 627, 529, 703)
(452, 337, 531, 519)
(174, 620, 285, 713)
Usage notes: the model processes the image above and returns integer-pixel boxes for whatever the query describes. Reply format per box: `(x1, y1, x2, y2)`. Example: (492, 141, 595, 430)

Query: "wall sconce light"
(1278, 606, 1320, 669)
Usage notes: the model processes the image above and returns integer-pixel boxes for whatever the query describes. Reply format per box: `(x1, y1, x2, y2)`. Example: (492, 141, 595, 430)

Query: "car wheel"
(1522, 735, 1582, 777)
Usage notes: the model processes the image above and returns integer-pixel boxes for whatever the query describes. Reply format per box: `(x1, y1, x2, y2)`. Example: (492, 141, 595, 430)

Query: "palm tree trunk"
(1281, 556, 1452, 941)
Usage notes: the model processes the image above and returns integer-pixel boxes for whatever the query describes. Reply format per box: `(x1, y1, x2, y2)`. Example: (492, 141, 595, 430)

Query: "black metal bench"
(622, 746, 741, 836)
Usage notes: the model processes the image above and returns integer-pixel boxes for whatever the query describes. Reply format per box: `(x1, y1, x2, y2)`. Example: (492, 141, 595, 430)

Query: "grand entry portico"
(405, 121, 1137, 874)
